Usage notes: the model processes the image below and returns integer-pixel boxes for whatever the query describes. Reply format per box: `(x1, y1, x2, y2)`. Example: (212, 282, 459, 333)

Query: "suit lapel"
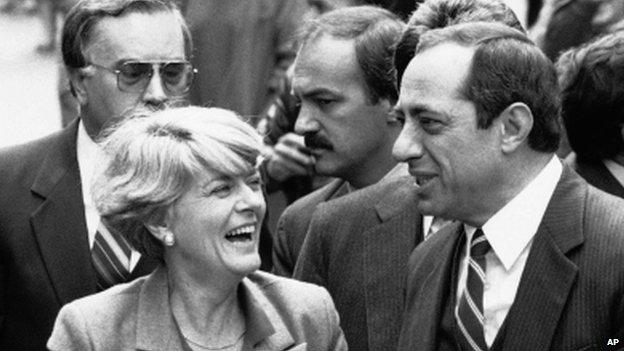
(29, 121, 97, 304)
(500, 167, 585, 350)
(402, 222, 463, 351)
(364, 178, 422, 350)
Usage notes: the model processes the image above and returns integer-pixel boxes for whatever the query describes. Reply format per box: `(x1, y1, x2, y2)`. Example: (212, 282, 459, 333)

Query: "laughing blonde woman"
(48, 106, 347, 351)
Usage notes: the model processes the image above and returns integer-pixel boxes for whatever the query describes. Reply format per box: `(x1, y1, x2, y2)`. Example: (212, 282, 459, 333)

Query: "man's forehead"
(295, 35, 356, 68)
(292, 35, 360, 91)
(401, 44, 474, 93)
(86, 11, 185, 63)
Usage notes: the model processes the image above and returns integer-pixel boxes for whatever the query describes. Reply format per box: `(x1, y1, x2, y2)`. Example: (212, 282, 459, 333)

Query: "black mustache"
(304, 133, 333, 150)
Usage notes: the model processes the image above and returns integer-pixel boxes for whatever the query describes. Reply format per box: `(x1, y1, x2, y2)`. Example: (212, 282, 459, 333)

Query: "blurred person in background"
(557, 31, 624, 198)
(36, 0, 78, 53)
(531, 0, 624, 61)
(178, 0, 307, 119)
(0, 0, 36, 13)
(47, 106, 347, 351)
(529, 0, 624, 157)
(0, 0, 192, 348)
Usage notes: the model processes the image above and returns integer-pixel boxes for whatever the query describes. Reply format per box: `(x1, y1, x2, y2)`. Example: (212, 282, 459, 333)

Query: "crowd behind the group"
(1, 0, 624, 350)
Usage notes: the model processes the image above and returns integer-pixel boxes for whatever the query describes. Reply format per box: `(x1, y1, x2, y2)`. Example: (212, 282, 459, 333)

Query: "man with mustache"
(0, 0, 192, 349)
(271, 6, 406, 277)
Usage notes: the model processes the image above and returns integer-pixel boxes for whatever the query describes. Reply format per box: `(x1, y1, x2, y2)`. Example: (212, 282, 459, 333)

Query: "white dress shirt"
(456, 155, 562, 346)
(76, 121, 141, 270)
(603, 159, 624, 188)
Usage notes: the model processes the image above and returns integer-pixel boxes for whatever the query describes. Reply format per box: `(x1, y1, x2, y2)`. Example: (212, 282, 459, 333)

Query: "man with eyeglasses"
(0, 1, 193, 349)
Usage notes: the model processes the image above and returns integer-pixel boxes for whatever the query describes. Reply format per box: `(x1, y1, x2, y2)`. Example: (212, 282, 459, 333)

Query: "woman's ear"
(145, 210, 175, 246)
(499, 102, 534, 154)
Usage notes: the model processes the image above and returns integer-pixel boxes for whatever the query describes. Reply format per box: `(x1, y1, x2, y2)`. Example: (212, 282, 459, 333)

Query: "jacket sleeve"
(47, 303, 93, 351)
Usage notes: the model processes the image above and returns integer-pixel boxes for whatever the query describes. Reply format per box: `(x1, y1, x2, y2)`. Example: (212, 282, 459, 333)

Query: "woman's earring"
(163, 233, 175, 246)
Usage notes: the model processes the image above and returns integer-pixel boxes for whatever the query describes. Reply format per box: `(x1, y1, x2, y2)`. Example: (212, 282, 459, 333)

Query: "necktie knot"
(470, 229, 490, 258)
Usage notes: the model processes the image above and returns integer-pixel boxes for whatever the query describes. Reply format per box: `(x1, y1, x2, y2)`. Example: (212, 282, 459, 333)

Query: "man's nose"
(393, 122, 424, 162)
(294, 104, 320, 135)
(142, 67, 168, 105)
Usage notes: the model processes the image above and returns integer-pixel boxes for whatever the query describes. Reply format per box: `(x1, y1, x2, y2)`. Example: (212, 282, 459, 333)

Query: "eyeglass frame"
(85, 60, 197, 96)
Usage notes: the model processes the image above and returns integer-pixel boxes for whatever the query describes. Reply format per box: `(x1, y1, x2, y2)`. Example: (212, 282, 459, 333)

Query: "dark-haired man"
(395, 21, 624, 350)
(0, 0, 191, 348)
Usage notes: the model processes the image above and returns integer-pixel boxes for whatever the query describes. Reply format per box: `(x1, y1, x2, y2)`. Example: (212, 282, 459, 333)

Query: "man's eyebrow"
(297, 87, 339, 99)
(394, 102, 428, 116)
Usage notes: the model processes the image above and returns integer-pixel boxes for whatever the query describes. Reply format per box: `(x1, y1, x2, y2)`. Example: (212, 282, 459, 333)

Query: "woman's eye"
(210, 184, 232, 197)
(247, 176, 262, 190)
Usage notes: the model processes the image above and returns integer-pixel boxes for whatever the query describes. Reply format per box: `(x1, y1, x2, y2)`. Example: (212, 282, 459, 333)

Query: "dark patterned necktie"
(456, 228, 491, 351)
(91, 221, 132, 291)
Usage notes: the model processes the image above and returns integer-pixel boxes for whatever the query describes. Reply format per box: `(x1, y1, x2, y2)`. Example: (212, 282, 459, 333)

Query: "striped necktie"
(456, 228, 491, 351)
(91, 221, 132, 291)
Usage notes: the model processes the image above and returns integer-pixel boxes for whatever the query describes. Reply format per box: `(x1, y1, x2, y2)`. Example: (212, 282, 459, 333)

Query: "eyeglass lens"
(117, 62, 194, 94)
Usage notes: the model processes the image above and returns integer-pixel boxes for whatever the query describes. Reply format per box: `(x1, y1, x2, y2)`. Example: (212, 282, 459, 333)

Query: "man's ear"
(68, 67, 93, 105)
(499, 102, 534, 154)
(380, 100, 398, 124)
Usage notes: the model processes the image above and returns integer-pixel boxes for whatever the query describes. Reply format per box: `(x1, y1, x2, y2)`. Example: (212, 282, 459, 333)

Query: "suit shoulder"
(0, 129, 65, 163)
(244, 271, 345, 350)
(281, 180, 344, 218)
(586, 185, 624, 218)
(58, 277, 145, 325)
(583, 185, 624, 246)
(316, 175, 415, 218)
(0, 127, 72, 181)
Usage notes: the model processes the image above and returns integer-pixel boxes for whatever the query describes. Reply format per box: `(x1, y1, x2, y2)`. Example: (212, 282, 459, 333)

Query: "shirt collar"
(603, 159, 624, 188)
(76, 120, 106, 205)
(465, 155, 562, 270)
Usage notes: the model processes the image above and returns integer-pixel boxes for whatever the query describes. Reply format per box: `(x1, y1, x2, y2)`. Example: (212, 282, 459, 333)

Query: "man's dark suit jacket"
(0, 121, 158, 350)
(294, 176, 423, 351)
(272, 179, 347, 276)
(565, 152, 624, 198)
(398, 166, 624, 351)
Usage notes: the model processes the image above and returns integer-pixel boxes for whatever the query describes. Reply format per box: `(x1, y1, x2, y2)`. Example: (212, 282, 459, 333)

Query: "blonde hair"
(92, 106, 264, 261)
